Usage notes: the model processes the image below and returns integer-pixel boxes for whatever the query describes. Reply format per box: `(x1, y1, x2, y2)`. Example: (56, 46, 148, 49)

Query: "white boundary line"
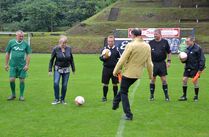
(115, 80, 141, 137)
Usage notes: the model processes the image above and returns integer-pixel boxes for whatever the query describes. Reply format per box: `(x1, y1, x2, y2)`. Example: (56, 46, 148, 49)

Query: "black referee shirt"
(149, 39, 171, 62)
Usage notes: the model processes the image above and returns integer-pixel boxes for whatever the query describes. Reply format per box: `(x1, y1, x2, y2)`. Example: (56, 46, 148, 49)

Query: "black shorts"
(153, 61, 167, 77)
(183, 69, 198, 78)
(102, 67, 119, 84)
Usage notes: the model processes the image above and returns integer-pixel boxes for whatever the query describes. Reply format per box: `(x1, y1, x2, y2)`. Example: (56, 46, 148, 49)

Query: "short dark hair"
(107, 35, 115, 39)
(187, 36, 195, 42)
(154, 29, 161, 35)
(131, 28, 142, 36)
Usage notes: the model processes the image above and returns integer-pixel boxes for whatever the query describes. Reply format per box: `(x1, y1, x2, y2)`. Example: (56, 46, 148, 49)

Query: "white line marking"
(115, 80, 141, 137)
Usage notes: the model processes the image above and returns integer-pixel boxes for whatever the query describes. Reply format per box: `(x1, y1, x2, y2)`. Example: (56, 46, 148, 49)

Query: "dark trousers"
(114, 76, 137, 118)
(54, 70, 70, 100)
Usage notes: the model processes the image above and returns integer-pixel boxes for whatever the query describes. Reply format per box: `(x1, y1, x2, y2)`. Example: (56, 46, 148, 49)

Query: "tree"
(19, 0, 58, 31)
(0, 0, 117, 31)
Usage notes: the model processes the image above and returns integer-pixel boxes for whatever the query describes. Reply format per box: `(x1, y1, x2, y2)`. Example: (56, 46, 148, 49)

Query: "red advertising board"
(128, 28, 180, 38)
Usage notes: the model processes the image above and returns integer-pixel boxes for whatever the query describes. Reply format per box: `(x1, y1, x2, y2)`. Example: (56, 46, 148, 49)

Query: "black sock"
(103, 86, 108, 98)
(150, 83, 155, 95)
(183, 86, 187, 97)
(163, 84, 168, 96)
(195, 88, 199, 96)
(113, 86, 118, 97)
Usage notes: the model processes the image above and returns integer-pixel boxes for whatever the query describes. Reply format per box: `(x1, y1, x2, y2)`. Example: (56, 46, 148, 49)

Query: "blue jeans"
(54, 70, 70, 100)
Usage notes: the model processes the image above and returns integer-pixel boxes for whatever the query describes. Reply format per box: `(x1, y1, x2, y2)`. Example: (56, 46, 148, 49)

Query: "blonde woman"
(49, 35, 75, 105)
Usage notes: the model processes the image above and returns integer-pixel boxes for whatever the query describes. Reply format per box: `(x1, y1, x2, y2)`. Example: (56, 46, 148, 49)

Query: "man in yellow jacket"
(112, 28, 153, 120)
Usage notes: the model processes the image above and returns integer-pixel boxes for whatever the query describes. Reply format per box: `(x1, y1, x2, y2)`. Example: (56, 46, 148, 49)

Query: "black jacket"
(99, 46, 120, 68)
(49, 46, 75, 72)
(183, 43, 205, 71)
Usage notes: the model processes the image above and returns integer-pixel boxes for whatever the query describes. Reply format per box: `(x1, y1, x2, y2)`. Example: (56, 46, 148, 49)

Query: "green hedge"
(0, 35, 104, 54)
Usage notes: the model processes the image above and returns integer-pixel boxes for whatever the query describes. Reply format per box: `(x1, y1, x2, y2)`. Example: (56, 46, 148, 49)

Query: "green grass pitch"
(0, 54, 209, 137)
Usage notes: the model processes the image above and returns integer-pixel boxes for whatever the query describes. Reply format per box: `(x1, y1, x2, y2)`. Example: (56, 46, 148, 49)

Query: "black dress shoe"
(124, 115, 133, 121)
(112, 102, 119, 110)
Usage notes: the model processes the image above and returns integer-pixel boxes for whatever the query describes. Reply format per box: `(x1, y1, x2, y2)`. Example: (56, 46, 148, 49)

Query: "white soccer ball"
(75, 96, 85, 105)
(179, 52, 188, 62)
(102, 49, 111, 57)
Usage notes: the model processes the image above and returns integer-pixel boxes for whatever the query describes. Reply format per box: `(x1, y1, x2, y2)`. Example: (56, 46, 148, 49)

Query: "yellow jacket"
(113, 37, 153, 79)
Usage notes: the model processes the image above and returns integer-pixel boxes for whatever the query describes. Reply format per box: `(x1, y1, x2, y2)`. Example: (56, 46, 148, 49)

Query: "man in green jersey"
(5, 30, 32, 101)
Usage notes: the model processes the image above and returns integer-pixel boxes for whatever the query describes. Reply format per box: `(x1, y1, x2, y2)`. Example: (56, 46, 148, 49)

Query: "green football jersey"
(6, 39, 32, 68)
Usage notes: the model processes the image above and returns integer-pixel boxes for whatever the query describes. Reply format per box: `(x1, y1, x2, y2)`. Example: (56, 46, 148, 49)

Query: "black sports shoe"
(112, 102, 119, 110)
(124, 115, 133, 121)
(7, 95, 16, 101)
(193, 96, 198, 102)
(165, 95, 170, 101)
(149, 94, 154, 101)
(178, 96, 187, 101)
(102, 97, 107, 102)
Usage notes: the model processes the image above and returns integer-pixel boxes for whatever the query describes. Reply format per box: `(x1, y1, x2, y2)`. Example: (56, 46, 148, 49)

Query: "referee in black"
(149, 29, 171, 101)
(179, 36, 205, 101)
(100, 35, 120, 102)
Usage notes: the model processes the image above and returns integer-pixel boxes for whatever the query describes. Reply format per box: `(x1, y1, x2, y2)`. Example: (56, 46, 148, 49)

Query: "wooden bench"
(179, 19, 209, 23)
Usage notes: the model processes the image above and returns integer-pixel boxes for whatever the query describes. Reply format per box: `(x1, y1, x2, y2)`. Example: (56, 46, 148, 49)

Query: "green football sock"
(10, 81, 16, 96)
(20, 82, 25, 97)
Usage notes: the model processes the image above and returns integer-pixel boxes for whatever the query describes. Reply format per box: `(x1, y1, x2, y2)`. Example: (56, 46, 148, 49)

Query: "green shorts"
(9, 67, 27, 78)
